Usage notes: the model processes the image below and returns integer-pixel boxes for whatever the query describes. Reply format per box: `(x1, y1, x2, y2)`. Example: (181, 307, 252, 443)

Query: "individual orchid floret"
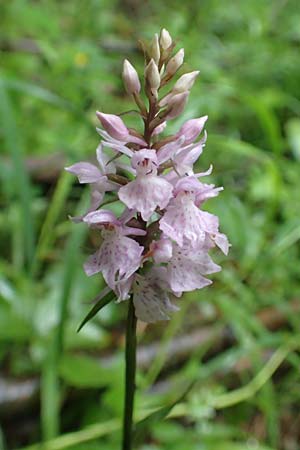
(174, 176, 223, 205)
(118, 149, 173, 221)
(83, 210, 144, 300)
(160, 176, 222, 248)
(172, 142, 206, 177)
(164, 240, 221, 294)
(122, 59, 141, 95)
(157, 136, 207, 178)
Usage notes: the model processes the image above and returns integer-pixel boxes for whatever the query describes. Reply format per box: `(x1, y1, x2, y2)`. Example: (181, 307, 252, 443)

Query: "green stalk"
(122, 298, 137, 450)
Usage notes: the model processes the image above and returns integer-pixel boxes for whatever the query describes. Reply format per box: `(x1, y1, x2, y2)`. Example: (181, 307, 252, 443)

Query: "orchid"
(66, 28, 229, 450)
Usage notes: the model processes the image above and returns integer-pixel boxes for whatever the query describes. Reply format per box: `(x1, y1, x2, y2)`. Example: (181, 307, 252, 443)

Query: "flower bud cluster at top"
(66, 28, 229, 323)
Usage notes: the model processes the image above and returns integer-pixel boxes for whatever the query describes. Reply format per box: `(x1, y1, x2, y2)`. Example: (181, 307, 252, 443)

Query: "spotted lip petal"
(84, 229, 144, 292)
(133, 268, 179, 323)
(118, 174, 173, 222)
(161, 192, 221, 247)
(166, 241, 221, 292)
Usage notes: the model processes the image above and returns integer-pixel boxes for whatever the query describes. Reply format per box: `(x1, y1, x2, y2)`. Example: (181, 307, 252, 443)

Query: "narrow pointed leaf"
(77, 290, 116, 332)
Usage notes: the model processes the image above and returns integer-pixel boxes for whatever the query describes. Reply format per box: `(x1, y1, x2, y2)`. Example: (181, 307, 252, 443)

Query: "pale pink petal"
(157, 136, 185, 164)
(96, 128, 134, 158)
(65, 162, 104, 184)
(83, 209, 118, 226)
(118, 175, 173, 221)
(84, 249, 102, 276)
(160, 196, 207, 247)
(90, 185, 105, 210)
(114, 276, 134, 302)
(122, 226, 146, 236)
(174, 143, 204, 175)
(173, 176, 222, 206)
(166, 242, 221, 292)
(96, 144, 116, 174)
(128, 133, 147, 146)
(84, 230, 143, 290)
(213, 232, 230, 255)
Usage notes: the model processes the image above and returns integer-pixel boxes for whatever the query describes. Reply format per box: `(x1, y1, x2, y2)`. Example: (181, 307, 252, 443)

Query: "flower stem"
(122, 298, 137, 450)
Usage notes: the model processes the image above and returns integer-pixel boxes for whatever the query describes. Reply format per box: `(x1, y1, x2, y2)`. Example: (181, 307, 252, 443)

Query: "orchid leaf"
(77, 290, 116, 332)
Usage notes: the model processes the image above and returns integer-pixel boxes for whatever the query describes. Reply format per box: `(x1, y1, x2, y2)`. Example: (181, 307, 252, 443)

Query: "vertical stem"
(122, 298, 137, 450)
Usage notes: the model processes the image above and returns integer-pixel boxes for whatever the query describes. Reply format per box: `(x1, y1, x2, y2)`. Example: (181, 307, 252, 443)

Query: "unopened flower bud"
(122, 59, 141, 95)
(150, 33, 160, 64)
(173, 71, 200, 93)
(166, 48, 184, 76)
(159, 28, 172, 50)
(96, 112, 129, 141)
(145, 59, 160, 90)
(164, 91, 189, 120)
(159, 92, 174, 108)
(176, 116, 208, 145)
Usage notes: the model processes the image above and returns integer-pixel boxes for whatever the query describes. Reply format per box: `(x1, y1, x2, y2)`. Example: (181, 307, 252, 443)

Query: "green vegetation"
(1, 0, 300, 448)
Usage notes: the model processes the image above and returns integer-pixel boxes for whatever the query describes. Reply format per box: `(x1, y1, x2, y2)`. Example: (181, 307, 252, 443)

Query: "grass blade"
(0, 78, 35, 271)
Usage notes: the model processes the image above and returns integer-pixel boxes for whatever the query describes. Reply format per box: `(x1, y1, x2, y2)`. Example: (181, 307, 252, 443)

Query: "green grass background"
(0, 0, 300, 448)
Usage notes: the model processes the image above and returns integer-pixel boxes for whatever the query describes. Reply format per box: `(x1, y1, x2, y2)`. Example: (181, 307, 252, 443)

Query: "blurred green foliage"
(0, 0, 300, 449)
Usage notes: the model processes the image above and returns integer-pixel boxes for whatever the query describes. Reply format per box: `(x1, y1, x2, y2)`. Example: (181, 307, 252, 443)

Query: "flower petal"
(118, 175, 173, 221)
(133, 268, 178, 323)
(65, 162, 104, 184)
(167, 242, 221, 292)
(84, 230, 143, 294)
(83, 209, 118, 225)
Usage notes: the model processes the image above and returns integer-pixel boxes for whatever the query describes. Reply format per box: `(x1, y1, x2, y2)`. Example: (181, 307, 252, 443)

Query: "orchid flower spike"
(66, 29, 229, 324)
